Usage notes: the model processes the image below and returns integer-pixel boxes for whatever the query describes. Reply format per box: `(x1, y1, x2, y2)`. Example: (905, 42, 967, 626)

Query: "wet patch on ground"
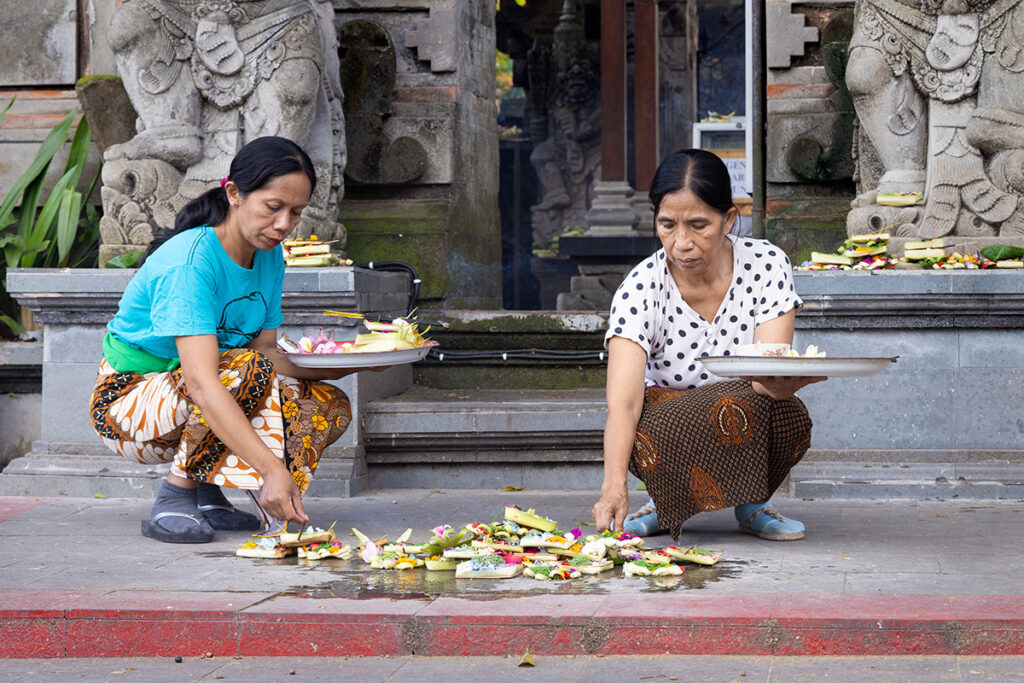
(260, 558, 750, 600)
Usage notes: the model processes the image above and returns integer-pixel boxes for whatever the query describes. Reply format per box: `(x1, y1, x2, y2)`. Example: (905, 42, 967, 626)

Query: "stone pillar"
(585, 0, 638, 236)
(0, 268, 412, 499)
(633, 0, 660, 193)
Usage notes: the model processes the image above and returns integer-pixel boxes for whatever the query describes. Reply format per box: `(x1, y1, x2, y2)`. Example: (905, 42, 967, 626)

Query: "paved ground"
(3, 490, 1024, 658)
(3, 655, 1024, 681)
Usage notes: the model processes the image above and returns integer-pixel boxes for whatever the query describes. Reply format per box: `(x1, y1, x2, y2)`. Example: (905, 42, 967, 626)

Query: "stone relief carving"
(527, 2, 601, 246)
(99, 0, 347, 263)
(405, 4, 457, 73)
(766, 2, 820, 69)
(846, 0, 1024, 241)
(339, 19, 427, 185)
(783, 12, 856, 183)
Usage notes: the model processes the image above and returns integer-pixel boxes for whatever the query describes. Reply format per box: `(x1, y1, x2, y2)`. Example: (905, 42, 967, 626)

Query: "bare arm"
(176, 334, 308, 525)
(748, 309, 825, 399)
(593, 336, 648, 532)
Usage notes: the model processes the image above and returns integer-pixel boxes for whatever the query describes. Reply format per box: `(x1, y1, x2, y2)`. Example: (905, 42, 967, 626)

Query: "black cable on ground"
(427, 348, 608, 362)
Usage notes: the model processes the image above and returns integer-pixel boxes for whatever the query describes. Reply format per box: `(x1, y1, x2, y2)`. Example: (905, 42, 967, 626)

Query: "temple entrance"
(495, 0, 751, 310)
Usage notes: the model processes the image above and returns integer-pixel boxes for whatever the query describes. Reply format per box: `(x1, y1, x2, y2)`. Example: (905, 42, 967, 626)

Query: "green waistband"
(103, 332, 181, 374)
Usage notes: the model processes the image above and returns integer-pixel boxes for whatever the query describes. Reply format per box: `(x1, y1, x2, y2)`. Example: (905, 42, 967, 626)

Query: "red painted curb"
(2, 591, 1024, 658)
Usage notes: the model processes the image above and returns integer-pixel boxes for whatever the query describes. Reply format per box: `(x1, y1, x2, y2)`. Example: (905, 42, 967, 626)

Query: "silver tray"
(284, 345, 433, 368)
(701, 355, 897, 378)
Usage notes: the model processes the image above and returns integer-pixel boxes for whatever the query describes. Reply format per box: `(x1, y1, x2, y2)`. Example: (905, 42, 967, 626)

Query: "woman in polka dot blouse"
(592, 149, 824, 541)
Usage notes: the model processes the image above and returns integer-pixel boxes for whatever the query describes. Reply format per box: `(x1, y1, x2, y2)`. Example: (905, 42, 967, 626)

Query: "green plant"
(0, 99, 102, 336)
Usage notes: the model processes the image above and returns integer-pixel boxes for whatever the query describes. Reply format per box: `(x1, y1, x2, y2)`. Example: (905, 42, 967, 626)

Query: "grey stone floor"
(2, 655, 1024, 682)
(1, 489, 1022, 597)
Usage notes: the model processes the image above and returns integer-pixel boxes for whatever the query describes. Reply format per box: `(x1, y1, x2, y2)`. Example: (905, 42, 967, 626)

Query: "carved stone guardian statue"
(99, 0, 346, 263)
(527, 1, 601, 247)
(846, 0, 1024, 242)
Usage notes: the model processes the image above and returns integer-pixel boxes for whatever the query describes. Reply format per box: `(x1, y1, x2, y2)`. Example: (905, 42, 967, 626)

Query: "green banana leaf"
(56, 187, 83, 264)
(0, 108, 77, 230)
(13, 167, 76, 268)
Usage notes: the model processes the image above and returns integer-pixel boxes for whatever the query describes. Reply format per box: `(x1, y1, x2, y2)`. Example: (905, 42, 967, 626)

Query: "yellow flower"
(312, 415, 328, 431)
(310, 385, 332, 403)
(283, 401, 298, 420)
(228, 351, 253, 370)
(192, 405, 207, 427)
(301, 434, 312, 449)
(292, 467, 311, 491)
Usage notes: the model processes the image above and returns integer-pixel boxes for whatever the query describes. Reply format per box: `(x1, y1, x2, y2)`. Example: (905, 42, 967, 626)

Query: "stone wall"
(335, 0, 501, 309)
(764, 1, 856, 264)
(0, 1, 501, 308)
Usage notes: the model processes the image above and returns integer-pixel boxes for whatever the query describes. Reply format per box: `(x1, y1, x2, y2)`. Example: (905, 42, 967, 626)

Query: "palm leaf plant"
(0, 100, 102, 336)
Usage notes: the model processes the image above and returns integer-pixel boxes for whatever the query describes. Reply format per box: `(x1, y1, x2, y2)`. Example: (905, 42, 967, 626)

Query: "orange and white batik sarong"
(89, 348, 350, 493)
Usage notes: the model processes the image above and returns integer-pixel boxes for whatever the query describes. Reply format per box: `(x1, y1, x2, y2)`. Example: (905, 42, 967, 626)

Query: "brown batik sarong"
(89, 348, 351, 494)
(629, 380, 812, 540)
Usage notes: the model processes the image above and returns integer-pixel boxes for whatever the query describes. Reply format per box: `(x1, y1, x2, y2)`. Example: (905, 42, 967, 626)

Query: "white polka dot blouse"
(604, 235, 803, 390)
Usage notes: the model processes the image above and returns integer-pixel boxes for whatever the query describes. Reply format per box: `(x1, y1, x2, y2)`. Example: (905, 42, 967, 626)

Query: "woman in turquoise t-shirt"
(91, 136, 366, 544)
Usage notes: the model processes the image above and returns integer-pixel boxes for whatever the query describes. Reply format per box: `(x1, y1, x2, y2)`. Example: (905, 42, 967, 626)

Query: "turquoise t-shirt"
(107, 226, 285, 359)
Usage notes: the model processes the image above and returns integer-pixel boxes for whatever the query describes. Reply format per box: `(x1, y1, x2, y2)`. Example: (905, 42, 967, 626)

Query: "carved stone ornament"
(846, 0, 1024, 242)
(100, 0, 347, 263)
(527, 2, 602, 245)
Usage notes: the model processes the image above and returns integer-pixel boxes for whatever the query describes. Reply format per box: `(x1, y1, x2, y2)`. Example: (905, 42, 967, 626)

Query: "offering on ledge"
(282, 236, 353, 267)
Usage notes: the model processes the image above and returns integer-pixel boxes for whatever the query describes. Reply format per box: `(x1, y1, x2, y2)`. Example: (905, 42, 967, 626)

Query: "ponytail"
(139, 136, 317, 266)
(140, 187, 229, 264)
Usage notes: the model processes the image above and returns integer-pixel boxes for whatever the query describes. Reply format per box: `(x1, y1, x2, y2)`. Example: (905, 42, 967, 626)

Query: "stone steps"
(363, 387, 608, 489)
(362, 388, 1024, 499)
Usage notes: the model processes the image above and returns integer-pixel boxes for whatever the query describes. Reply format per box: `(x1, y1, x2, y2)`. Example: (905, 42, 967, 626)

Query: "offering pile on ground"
(234, 505, 723, 582)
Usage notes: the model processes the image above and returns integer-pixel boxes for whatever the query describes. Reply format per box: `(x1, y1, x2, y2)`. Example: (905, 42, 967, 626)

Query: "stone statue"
(846, 0, 1024, 241)
(99, 0, 346, 263)
(527, 1, 601, 247)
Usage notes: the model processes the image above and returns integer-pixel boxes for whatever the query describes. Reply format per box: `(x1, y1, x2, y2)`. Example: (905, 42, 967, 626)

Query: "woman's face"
(655, 189, 737, 276)
(226, 171, 312, 251)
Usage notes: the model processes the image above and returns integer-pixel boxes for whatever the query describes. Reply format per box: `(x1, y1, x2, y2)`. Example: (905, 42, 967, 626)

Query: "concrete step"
(363, 388, 1024, 498)
(790, 462, 1024, 500)
(363, 386, 609, 489)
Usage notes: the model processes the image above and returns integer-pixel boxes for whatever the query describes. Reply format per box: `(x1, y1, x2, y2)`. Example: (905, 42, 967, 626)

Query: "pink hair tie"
(219, 177, 230, 188)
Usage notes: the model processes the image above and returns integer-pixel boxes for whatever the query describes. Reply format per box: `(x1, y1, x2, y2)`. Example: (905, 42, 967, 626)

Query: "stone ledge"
(805, 448, 1024, 464)
(789, 462, 1024, 499)
(0, 449, 368, 499)
(6, 267, 412, 324)
(0, 341, 43, 366)
(0, 341, 43, 393)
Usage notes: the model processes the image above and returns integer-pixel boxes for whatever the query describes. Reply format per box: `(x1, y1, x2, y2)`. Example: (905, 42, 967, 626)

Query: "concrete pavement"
(3, 655, 1024, 681)
(2, 490, 1024, 658)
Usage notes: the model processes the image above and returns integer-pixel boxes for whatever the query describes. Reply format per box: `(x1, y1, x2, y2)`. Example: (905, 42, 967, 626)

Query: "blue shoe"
(735, 501, 805, 541)
(623, 498, 665, 537)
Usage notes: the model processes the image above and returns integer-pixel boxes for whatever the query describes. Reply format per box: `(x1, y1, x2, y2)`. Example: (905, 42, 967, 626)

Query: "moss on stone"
(75, 74, 122, 87)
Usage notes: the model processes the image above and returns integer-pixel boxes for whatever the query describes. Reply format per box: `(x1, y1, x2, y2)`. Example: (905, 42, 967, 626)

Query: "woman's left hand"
(746, 375, 826, 400)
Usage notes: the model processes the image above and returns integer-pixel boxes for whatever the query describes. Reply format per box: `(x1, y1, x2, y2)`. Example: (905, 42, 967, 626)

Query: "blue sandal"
(622, 499, 665, 537)
(735, 502, 804, 541)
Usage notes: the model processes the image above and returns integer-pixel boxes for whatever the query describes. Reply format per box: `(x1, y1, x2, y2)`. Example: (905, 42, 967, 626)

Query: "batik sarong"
(629, 380, 812, 540)
(89, 348, 350, 493)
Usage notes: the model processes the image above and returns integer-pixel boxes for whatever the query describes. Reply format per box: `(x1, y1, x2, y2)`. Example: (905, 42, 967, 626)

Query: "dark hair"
(142, 136, 316, 262)
(648, 148, 735, 223)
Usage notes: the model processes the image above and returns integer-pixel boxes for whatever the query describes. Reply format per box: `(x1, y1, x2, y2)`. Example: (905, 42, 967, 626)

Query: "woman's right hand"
(258, 464, 309, 525)
(593, 483, 630, 533)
